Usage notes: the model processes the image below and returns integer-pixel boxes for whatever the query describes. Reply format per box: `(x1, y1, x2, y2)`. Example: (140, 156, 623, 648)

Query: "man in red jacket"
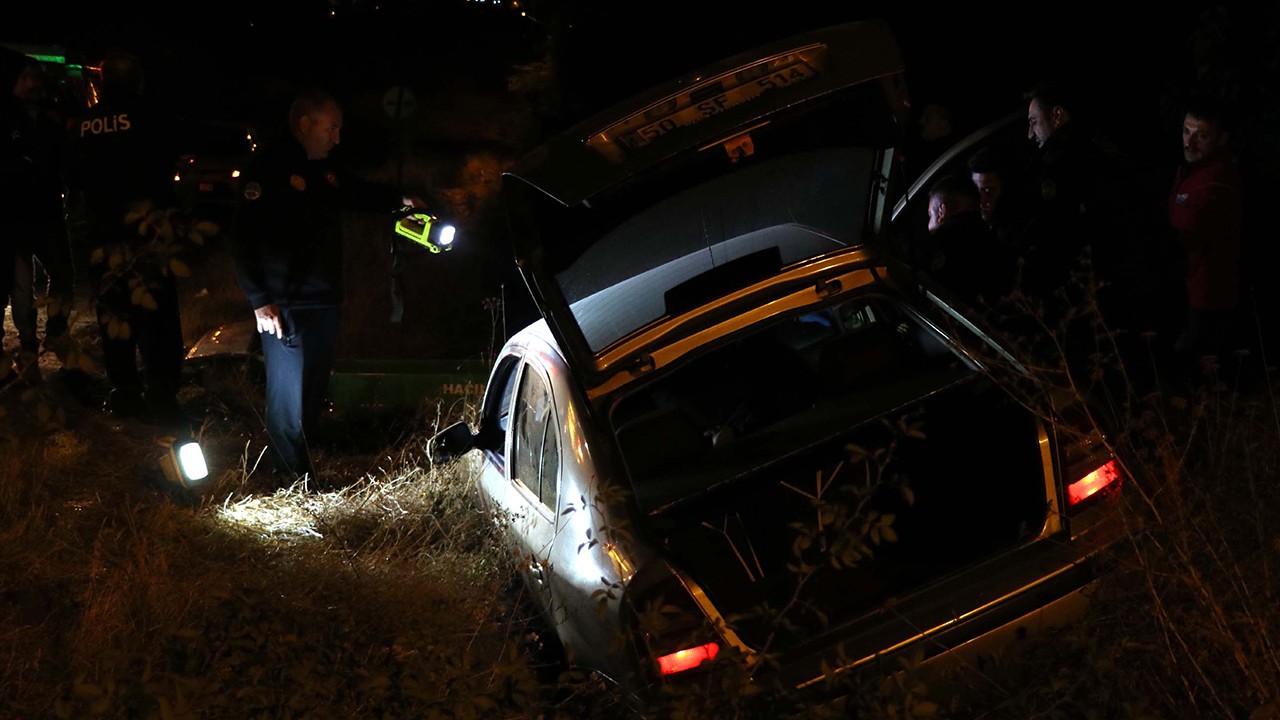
(1169, 95, 1242, 365)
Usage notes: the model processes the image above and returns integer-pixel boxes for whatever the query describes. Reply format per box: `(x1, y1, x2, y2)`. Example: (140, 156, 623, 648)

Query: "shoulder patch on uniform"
(324, 171, 339, 187)
(290, 175, 307, 192)
(243, 182, 262, 201)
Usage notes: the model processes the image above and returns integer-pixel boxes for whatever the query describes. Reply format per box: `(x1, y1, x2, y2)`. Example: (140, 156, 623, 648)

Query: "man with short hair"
(967, 144, 1027, 250)
(922, 174, 1013, 307)
(1022, 80, 1092, 245)
(1169, 94, 1242, 364)
(1019, 79, 1138, 319)
(233, 89, 425, 483)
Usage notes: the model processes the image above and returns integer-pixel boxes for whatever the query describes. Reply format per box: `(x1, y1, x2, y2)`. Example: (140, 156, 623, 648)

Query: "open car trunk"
(613, 291, 1051, 653)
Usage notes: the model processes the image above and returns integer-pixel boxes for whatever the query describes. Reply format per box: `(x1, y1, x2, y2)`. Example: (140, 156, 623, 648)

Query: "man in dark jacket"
(923, 174, 1014, 309)
(0, 51, 74, 384)
(1020, 80, 1100, 302)
(66, 50, 189, 420)
(1020, 80, 1153, 329)
(233, 88, 423, 482)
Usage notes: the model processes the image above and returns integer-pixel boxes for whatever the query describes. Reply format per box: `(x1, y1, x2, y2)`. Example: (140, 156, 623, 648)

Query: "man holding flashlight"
(233, 88, 424, 483)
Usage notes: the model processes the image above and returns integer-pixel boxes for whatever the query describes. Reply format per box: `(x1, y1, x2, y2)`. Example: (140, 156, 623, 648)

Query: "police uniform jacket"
(232, 139, 404, 310)
(66, 89, 182, 225)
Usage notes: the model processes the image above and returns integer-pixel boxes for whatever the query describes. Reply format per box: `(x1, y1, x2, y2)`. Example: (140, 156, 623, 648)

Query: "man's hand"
(403, 195, 427, 209)
(254, 303, 283, 338)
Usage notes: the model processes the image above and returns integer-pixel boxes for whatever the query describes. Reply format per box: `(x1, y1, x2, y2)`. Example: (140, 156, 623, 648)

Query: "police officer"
(232, 88, 423, 482)
(0, 51, 75, 383)
(66, 50, 188, 421)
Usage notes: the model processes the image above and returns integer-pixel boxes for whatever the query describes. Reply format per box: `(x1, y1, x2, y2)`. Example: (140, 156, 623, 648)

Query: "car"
(174, 119, 257, 221)
(429, 19, 1125, 714)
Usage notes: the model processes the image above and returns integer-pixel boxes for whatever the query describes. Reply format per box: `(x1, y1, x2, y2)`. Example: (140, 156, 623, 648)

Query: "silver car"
(431, 19, 1124, 713)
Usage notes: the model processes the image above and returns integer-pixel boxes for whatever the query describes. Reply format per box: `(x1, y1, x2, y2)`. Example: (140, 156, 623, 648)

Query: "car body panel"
(435, 17, 1125, 709)
(458, 260, 1123, 701)
(470, 325, 649, 685)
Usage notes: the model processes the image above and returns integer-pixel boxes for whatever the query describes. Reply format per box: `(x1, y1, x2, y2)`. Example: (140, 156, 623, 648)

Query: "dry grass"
(0, 379, 563, 719)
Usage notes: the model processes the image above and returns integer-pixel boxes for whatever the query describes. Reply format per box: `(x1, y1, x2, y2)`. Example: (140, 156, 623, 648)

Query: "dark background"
(9, 2, 1265, 149)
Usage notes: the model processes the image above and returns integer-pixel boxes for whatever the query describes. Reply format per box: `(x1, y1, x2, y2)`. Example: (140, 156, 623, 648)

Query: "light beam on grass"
(214, 492, 333, 539)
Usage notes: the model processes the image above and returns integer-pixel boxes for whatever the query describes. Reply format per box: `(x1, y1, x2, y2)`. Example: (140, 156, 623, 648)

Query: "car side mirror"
(428, 421, 476, 465)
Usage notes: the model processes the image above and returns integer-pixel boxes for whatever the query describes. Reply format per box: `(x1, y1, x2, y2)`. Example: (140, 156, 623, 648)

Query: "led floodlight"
(395, 210, 457, 253)
(158, 436, 209, 488)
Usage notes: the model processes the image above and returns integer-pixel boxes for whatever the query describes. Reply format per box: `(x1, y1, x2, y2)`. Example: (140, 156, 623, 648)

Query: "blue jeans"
(260, 305, 340, 478)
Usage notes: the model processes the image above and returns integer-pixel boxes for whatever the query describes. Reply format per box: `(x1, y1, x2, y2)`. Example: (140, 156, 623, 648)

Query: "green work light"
(395, 210, 457, 253)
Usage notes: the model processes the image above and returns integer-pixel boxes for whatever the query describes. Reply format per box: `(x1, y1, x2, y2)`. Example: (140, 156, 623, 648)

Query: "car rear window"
(509, 80, 902, 354)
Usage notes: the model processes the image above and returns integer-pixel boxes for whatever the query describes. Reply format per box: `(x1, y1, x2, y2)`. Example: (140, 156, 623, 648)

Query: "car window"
(538, 418, 559, 508)
(480, 358, 520, 463)
(559, 147, 877, 353)
(511, 366, 556, 505)
(490, 359, 519, 433)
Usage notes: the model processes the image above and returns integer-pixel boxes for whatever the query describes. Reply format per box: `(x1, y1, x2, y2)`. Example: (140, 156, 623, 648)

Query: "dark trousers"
(260, 305, 340, 478)
(96, 276, 185, 414)
(36, 220, 75, 341)
(7, 220, 75, 351)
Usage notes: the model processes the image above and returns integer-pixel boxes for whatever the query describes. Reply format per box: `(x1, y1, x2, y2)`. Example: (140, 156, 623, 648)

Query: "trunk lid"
(502, 20, 911, 391)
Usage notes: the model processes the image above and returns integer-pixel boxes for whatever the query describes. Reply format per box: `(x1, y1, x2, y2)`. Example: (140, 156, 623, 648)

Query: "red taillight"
(656, 642, 720, 675)
(1068, 460, 1121, 505)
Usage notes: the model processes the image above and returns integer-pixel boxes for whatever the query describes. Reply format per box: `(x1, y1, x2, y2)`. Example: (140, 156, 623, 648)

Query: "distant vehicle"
(174, 119, 257, 219)
(429, 19, 1126, 714)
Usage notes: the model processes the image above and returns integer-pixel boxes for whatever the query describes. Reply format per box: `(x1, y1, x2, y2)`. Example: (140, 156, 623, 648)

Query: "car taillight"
(1067, 459, 1121, 506)
(656, 642, 719, 675)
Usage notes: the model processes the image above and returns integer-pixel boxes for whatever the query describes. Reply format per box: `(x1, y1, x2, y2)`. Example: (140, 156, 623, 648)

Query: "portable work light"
(158, 436, 209, 487)
(394, 210, 457, 253)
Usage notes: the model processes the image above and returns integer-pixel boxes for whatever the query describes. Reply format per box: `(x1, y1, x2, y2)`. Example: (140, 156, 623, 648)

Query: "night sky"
(5, 2, 1248, 134)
